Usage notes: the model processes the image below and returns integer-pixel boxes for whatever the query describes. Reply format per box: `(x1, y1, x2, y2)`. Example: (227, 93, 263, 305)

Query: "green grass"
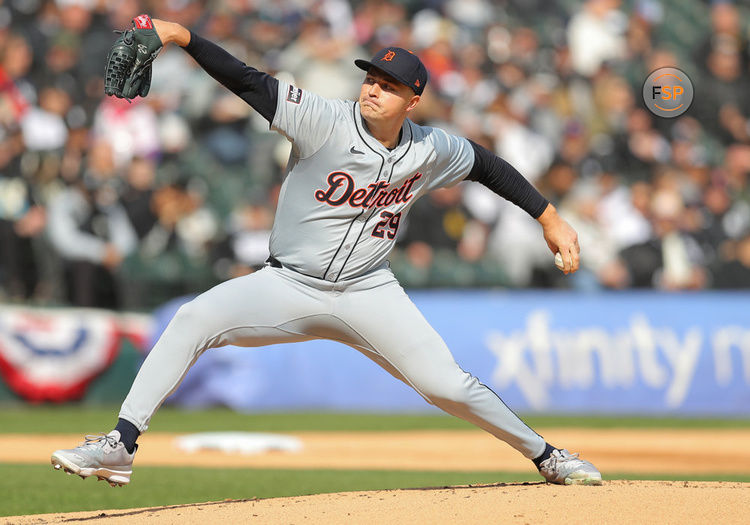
(1, 465, 540, 517)
(2, 464, 749, 518)
(2, 405, 749, 434)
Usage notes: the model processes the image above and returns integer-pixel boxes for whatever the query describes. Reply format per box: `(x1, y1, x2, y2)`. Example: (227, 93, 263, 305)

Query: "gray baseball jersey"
(270, 80, 474, 281)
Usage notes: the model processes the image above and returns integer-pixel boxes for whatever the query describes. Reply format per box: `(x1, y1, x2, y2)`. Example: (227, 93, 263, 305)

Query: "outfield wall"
(2, 291, 749, 415)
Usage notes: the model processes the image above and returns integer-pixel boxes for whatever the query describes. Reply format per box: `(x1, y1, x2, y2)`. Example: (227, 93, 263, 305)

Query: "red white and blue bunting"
(0, 306, 150, 402)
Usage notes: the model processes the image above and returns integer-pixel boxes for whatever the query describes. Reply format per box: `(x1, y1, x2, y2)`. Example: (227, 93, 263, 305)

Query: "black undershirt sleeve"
(466, 139, 549, 219)
(183, 32, 278, 123)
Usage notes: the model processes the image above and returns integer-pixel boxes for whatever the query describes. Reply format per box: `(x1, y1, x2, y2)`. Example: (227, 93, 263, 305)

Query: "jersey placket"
(323, 157, 393, 282)
(322, 105, 413, 282)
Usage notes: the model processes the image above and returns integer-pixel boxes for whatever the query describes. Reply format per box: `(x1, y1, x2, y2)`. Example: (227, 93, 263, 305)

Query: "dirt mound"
(6, 480, 749, 524)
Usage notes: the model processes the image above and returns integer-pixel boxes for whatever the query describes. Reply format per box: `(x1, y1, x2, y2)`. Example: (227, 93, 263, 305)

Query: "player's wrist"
(535, 203, 558, 227)
(152, 19, 190, 47)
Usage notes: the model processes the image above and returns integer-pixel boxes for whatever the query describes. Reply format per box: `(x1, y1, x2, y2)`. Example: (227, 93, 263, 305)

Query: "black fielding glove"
(104, 14, 162, 100)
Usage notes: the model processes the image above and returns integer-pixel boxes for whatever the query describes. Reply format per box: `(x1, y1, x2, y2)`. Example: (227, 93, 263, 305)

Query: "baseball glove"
(104, 14, 163, 100)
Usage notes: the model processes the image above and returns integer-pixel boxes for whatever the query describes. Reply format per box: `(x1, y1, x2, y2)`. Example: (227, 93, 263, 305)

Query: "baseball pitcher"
(52, 14, 601, 487)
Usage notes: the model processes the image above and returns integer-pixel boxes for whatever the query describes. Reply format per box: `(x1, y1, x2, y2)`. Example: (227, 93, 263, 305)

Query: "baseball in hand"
(554, 252, 565, 271)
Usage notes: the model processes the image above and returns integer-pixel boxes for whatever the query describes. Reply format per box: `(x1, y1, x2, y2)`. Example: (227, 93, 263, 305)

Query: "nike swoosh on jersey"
(349, 145, 365, 155)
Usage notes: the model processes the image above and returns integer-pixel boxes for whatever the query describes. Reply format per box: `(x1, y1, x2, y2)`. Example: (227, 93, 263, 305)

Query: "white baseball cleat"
(538, 448, 602, 485)
(51, 431, 135, 487)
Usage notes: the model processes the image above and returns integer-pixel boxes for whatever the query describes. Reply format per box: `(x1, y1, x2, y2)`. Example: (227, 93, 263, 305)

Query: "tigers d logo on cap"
(355, 47, 428, 95)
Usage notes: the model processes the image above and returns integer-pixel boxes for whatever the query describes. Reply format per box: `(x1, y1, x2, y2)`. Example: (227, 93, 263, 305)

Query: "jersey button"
(326, 274, 336, 282)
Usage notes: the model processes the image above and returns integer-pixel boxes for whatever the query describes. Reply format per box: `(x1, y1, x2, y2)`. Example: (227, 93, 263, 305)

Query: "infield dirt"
(3, 428, 750, 524)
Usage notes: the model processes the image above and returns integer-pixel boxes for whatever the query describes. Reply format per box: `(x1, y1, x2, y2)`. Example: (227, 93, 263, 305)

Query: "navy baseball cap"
(355, 47, 428, 96)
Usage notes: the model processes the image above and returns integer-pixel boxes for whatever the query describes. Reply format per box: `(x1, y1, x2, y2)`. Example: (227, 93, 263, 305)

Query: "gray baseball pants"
(119, 264, 546, 459)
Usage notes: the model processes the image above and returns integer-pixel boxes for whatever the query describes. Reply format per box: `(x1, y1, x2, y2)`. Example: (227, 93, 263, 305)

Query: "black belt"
(266, 256, 282, 268)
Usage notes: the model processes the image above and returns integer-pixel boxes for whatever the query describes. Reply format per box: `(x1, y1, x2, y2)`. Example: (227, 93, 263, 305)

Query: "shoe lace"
(559, 450, 580, 462)
(541, 450, 580, 470)
(81, 433, 118, 449)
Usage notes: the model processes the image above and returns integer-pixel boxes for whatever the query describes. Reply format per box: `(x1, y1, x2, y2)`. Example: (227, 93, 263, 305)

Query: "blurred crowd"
(1, 0, 750, 311)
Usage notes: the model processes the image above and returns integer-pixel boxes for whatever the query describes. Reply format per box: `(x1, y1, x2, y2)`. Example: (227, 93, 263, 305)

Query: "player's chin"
(360, 106, 380, 122)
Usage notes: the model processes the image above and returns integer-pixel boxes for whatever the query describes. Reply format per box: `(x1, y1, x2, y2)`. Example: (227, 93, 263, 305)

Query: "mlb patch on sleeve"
(286, 86, 303, 104)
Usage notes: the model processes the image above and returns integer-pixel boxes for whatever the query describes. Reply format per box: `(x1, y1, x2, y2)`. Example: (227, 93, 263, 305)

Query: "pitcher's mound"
(7, 480, 749, 524)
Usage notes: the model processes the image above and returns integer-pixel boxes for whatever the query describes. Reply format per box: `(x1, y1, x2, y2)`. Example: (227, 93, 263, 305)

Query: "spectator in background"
(560, 179, 628, 290)
(120, 177, 219, 309)
(147, 180, 217, 263)
(695, 0, 749, 73)
(92, 97, 159, 169)
(21, 84, 70, 153)
(484, 201, 550, 287)
(0, 128, 46, 300)
(620, 186, 707, 289)
(277, 11, 363, 101)
(4, 31, 72, 157)
(488, 92, 555, 184)
(712, 231, 750, 288)
(47, 140, 137, 308)
(188, 8, 255, 167)
(536, 161, 578, 205)
(218, 199, 274, 278)
(0, 32, 33, 127)
(567, 0, 627, 77)
(698, 179, 734, 263)
(611, 108, 671, 183)
(398, 185, 488, 286)
(58, 0, 117, 103)
(120, 156, 158, 240)
(693, 35, 750, 145)
(596, 174, 652, 251)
